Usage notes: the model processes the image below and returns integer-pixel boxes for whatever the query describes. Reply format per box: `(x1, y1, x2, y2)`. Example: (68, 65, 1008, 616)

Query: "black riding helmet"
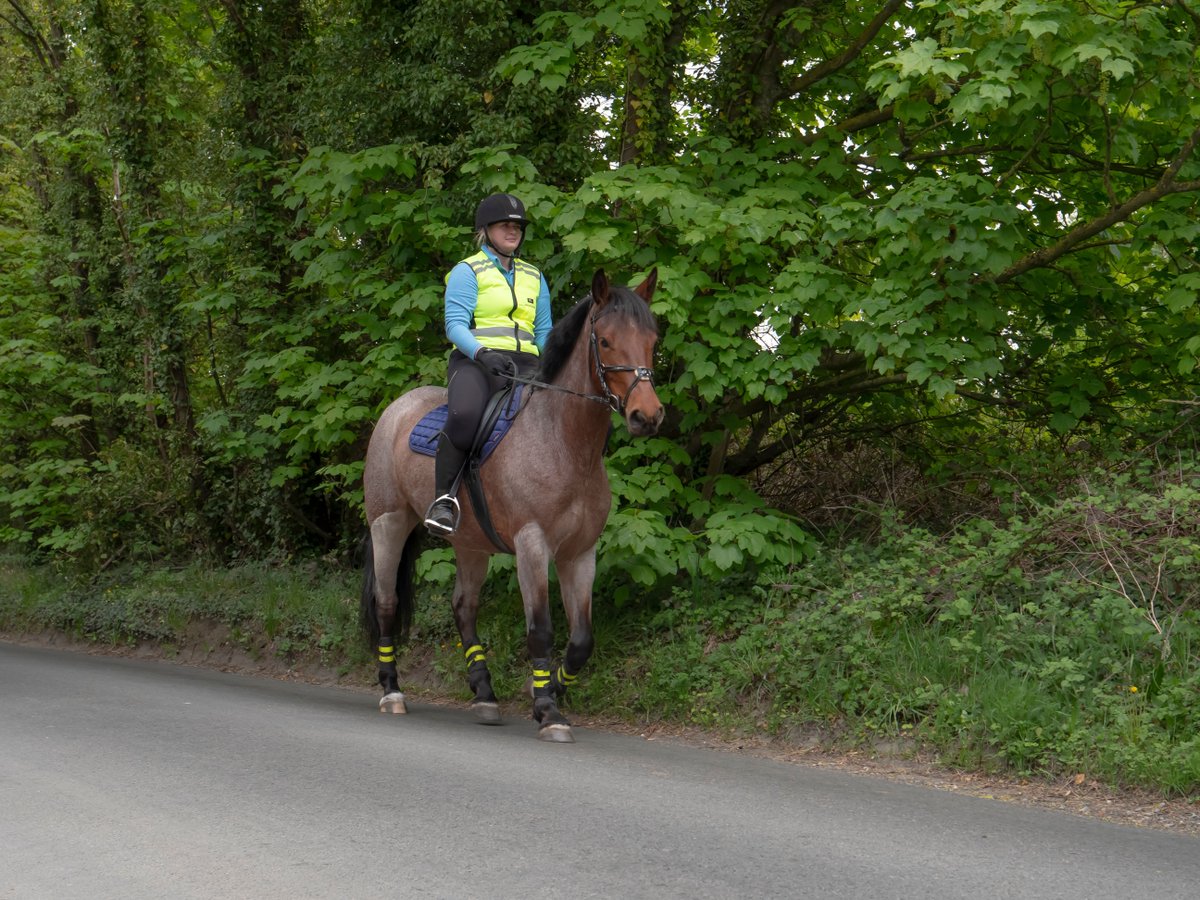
(474, 193, 529, 230)
(475, 193, 529, 258)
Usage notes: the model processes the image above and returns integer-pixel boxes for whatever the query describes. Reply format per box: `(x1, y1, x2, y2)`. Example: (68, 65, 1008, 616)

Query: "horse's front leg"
(551, 548, 597, 700)
(451, 549, 502, 724)
(515, 525, 573, 742)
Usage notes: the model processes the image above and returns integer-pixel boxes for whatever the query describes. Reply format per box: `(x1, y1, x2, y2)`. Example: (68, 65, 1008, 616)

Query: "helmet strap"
(484, 238, 511, 268)
(482, 224, 525, 268)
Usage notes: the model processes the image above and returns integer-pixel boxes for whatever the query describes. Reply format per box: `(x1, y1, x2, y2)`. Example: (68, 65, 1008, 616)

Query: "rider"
(424, 192, 553, 536)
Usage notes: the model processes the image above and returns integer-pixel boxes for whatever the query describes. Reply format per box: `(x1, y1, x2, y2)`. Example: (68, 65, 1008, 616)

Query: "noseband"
(589, 311, 656, 414)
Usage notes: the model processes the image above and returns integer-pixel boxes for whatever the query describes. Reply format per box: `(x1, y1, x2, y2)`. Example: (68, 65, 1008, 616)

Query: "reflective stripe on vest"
(454, 251, 541, 355)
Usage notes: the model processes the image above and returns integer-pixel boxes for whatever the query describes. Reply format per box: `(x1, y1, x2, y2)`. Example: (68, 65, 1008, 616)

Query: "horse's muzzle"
(627, 405, 664, 436)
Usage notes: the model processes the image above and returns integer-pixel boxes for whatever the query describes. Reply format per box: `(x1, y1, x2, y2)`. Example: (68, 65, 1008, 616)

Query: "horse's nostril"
(628, 407, 663, 435)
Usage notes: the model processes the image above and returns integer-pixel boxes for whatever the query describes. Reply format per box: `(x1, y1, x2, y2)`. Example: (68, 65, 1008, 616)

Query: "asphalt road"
(2, 641, 1197, 899)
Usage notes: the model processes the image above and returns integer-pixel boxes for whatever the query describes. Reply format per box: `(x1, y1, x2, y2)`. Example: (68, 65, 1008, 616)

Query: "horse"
(360, 268, 663, 742)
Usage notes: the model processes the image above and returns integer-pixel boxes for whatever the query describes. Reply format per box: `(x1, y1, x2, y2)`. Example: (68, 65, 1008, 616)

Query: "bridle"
(588, 311, 656, 414)
(505, 304, 656, 413)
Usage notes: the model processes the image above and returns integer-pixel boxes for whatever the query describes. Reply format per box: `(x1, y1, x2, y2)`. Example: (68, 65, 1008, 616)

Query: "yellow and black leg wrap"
(531, 657, 569, 727)
(550, 663, 578, 698)
(377, 643, 399, 693)
(464, 643, 497, 703)
(464, 643, 487, 669)
(531, 660, 553, 699)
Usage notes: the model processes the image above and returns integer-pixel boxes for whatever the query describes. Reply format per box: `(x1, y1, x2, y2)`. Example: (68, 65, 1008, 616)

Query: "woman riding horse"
(423, 193, 554, 536)
(362, 199, 663, 740)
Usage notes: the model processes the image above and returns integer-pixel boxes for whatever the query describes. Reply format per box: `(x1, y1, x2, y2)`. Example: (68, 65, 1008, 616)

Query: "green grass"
(0, 556, 376, 674)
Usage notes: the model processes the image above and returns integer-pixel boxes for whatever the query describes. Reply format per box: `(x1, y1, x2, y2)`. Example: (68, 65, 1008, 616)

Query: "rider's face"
(487, 221, 524, 257)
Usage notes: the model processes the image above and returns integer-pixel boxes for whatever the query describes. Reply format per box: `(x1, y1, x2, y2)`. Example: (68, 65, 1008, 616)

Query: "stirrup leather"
(423, 494, 462, 534)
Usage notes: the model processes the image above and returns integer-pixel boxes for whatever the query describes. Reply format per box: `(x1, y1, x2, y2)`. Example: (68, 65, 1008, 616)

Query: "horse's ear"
(634, 267, 658, 303)
(591, 269, 610, 307)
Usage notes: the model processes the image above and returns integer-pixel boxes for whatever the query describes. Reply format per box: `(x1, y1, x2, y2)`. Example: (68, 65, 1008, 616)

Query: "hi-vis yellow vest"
(453, 251, 541, 355)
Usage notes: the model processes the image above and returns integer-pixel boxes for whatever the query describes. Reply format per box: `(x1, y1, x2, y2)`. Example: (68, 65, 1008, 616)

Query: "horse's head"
(589, 268, 665, 437)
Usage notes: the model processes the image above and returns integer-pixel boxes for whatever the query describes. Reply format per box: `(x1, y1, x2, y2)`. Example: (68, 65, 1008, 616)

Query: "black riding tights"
(444, 349, 539, 451)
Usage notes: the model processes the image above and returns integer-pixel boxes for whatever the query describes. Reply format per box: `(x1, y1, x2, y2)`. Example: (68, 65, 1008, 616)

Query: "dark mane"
(537, 296, 592, 384)
(537, 284, 658, 384)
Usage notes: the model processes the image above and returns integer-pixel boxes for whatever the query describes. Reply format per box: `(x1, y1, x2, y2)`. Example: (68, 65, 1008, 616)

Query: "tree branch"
(799, 104, 896, 145)
(2, 0, 53, 71)
(726, 368, 909, 429)
(996, 123, 1050, 187)
(746, 0, 799, 124)
(789, 0, 904, 96)
(1174, 0, 1200, 31)
(724, 2, 905, 140)
(988, 123, 1200, 285)
(954, 388, 1022, 409)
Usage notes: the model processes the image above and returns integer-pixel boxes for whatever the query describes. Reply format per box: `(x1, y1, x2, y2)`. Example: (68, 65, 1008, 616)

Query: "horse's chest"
(553, 477, 610, 533)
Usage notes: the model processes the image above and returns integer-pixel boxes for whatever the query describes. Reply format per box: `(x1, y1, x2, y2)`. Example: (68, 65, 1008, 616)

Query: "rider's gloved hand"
(475, 348, 516, 377)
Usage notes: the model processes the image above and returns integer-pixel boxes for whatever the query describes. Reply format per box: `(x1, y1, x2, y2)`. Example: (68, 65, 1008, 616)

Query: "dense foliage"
(2, 0, 1196, 567)
(2, 1, 1199, 787)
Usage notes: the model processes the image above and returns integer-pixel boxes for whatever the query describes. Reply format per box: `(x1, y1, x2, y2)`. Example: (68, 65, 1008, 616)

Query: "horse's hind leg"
(367, 513, 418, 714)
(451, 550, 502, 724)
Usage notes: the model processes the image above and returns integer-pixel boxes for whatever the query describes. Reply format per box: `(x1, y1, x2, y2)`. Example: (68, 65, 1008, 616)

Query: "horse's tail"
(360, 528, 419, 650)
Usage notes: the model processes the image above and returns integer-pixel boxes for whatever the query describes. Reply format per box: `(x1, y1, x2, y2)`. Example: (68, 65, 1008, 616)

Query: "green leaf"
(1050, 413, 1078, 432)
(1164, 275, 1200, 313)
(707, 543, 742, 571)
(1020, 19, 1059, 40)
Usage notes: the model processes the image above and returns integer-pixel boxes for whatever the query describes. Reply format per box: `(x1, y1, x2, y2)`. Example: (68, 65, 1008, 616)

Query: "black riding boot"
(424, 438, 468, 535)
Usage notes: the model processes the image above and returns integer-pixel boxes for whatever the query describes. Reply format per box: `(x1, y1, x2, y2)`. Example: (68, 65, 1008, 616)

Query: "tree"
(487, 0, 1200, 577)
(1, 0, 228, 558)
(2, 0, 1197, 583)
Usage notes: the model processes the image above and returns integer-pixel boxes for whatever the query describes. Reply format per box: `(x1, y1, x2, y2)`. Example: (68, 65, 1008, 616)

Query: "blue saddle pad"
(408, 385, 525, 464)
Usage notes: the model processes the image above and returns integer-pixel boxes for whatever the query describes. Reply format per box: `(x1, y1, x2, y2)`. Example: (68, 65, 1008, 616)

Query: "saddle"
(408, 384, 526, 553)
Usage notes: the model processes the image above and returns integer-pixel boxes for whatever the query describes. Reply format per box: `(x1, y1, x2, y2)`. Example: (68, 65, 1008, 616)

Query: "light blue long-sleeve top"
(444, 246, 553, 359)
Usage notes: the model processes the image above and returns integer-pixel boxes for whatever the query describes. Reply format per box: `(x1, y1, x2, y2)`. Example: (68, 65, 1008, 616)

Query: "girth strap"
(453, 382, 519, 554)
(466, 458, 512, 554)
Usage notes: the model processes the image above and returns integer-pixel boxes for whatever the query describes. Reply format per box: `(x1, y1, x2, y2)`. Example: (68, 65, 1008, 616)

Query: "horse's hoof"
(538, 723, 575, 743)
(472, 701, 502, 725)
(379, 692, 408, 714)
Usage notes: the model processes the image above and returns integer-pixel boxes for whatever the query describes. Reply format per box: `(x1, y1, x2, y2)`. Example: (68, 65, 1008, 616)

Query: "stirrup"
(423, 494, 461, 535)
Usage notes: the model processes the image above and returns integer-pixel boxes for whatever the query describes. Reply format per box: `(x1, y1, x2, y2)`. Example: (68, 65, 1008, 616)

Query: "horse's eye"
(599, 337, 611, 349)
